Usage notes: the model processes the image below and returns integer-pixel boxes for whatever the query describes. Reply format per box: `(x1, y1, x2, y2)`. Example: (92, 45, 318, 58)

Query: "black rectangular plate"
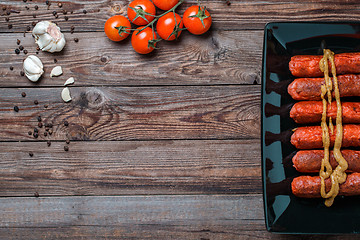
(261, 22, 360, 234)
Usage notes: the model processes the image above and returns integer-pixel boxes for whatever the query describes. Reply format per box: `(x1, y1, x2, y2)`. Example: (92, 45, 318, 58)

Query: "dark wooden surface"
(1, 0, 359, 239)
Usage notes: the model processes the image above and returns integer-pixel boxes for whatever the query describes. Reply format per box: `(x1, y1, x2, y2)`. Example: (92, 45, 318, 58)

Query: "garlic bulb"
(23, 55, 44, 82)
(32, 21, 66, 53)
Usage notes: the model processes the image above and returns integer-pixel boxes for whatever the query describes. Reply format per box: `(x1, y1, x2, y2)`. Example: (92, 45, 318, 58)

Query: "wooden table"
(0, 0, 359, 239)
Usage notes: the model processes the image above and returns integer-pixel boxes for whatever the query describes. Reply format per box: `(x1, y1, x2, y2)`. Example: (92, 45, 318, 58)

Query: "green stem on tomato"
(135, 0, 184, 35)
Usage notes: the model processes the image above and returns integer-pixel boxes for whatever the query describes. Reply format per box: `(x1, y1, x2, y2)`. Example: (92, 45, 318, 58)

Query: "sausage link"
(289, 52, 360, 77)
(291, 173, 360, 198)
(287, 74, 360, 100)
(292, 150, 360, 173)
(291, 124, 360, 149)
(290, 101, 360, 124)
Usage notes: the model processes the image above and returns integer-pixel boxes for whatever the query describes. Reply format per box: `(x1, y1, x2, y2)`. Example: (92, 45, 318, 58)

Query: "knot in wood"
(77, 89, 107, 109)
(111, 4, 124, 14)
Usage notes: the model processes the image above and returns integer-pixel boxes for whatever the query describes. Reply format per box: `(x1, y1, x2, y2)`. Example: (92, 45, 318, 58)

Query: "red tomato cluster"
(104, 0, 212, 54)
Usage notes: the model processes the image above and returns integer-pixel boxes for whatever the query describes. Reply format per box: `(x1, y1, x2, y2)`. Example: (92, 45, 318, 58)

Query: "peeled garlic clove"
(32, 21, 66, 53)
(61, 87, 72, 102)
(50, 66, 63, 77)
(64, 77, 75, 86)
(23, 55, 44, 82)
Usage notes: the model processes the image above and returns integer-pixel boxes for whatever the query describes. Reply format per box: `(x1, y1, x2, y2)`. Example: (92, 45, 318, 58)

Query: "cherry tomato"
(156, 12, 183, 41)
(152, 0, 178, 10)
(183, 5, 212, 35)
(131, 27, 157, 54)
(104, 15, 131, 41)
(127, 0, 156, 26)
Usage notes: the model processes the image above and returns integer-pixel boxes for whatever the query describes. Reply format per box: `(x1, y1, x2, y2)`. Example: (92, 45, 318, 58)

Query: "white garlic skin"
(32, 21, 66, 53)
(23, 55, 44, 82)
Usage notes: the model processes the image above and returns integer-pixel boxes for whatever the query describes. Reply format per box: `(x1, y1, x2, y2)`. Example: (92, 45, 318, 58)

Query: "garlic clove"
(61, 87, 72, 102)
(28, 55, 43, 69)
(54, 36, 66, 52)
(32, 21, 49, 35)
(23, 55, 44, 82)
(25, 73, 42, 82)
(36, 33, 53, 49)
(64, 77, 75, 86)
(50, 66, 63, 77)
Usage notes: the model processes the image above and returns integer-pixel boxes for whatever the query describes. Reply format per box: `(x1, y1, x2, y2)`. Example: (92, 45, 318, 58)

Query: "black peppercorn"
(19, 45, 24, 51)
(21, 92, 26, 97)
(34, 100, 38, 105)
(8, 24, 12, 29)
(15, 49, 20, 54)
(64, 146, 69, 151)
(35, 5, 38, 10)
(17, 39, 21, 45)
(23, 50, 28, 54)
(10, 66, 13, 71)
(64, 120, 69, 126)
(33, 132, 39, 138)
(29, 152, 34, 157)
(20, 71, 25, 76)
(74, 38, 79, 42)
(34, 128, 38, 133)
(28, 131, 32, 135)
(13, 106, 19, 112)
(47, 140, 51, 147)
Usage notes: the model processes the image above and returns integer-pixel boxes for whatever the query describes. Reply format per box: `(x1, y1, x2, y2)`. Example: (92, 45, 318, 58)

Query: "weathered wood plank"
(0, 30, 262, 87)
(0, 194, 267, 239)
(1, 0, 360, 32)
(0, 139, 261, 196)
(0, 85, 260, 141)
(0, 194, 357, 239)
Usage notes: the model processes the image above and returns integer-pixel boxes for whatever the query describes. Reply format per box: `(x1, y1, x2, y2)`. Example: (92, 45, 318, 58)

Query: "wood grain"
(0, 195, 357, 239)
(1, 0, 360, 32)
(0, 139, 261, 196)
(0, 85, 260, 141)
(0, 194, 265, 239)
(0, 30, 262, 87)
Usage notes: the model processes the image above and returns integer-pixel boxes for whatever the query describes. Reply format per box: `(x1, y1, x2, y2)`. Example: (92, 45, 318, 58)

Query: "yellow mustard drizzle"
(319, 49, 348, 207)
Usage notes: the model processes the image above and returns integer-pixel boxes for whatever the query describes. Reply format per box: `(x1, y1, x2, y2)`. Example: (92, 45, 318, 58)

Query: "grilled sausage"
(291, 173, 360, 198)
(289, 52, 360, 77)
(291, 124, 360, 149)
(292, 150, 360, 173)
(290, 101, 360, 124)
(287, 74, 360, 100)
